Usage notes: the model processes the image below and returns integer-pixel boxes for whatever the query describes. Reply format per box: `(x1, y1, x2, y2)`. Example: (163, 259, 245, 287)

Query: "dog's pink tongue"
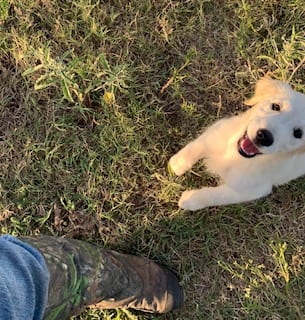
(241, 137, 260, 155)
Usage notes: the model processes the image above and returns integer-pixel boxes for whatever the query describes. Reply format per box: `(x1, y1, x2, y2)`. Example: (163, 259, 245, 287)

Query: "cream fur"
(169, 77, 305, 210)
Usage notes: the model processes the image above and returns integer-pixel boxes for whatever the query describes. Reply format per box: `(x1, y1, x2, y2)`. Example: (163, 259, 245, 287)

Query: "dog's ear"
(245, 77, 293, 106)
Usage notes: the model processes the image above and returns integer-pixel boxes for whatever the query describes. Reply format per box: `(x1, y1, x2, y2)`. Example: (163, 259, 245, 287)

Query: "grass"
(1, 0, 305, 319)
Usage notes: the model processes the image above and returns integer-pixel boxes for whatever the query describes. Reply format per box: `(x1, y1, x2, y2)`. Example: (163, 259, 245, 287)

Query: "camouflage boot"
(20, 236, 183, 319)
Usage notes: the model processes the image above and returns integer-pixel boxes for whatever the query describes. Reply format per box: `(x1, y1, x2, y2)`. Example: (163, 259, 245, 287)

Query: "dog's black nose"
(255, 129, 274, 147)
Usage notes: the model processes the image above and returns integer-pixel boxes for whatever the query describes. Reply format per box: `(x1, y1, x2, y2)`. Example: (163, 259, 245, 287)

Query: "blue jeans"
(0, 235, 49, 320)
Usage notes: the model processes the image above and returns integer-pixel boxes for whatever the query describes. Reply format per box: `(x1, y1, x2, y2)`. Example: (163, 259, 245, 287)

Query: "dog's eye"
(271, 103, 281, 111)
(293, 128, 303, 139)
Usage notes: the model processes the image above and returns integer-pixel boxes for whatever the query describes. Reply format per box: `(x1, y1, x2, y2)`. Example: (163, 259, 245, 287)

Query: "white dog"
(169, 77, 305, 210)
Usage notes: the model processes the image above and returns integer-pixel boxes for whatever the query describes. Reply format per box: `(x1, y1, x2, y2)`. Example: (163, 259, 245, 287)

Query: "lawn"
(1, 0, 305, 319)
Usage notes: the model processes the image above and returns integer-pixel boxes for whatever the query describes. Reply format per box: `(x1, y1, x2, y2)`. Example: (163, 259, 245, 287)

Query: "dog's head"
(238, 77, 305, 158)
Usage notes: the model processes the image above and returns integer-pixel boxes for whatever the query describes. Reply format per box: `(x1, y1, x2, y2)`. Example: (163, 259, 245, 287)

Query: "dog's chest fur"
(202, 112, 305, 189)
(205, 139, 305, 189)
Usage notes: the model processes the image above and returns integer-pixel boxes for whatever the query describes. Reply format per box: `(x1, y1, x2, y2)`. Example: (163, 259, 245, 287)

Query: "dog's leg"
(169, 133, 207, 176)
(178, 184, 272, 211)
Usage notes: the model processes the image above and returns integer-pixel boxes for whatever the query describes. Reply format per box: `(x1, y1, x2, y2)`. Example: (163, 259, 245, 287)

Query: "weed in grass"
(218, 241, 305, 319)
(0, 0, 9, 22)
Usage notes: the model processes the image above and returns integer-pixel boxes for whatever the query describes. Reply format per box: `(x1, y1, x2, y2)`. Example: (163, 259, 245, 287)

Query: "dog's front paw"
(178, 190, 206, 211)
(168, 154, 191, 176)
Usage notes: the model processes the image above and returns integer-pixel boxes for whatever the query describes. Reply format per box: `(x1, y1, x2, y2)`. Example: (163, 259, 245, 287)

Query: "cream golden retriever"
(169, 77, 305, 210)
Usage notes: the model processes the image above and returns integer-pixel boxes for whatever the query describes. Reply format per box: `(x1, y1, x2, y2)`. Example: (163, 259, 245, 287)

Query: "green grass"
(1, 0, 305, 319)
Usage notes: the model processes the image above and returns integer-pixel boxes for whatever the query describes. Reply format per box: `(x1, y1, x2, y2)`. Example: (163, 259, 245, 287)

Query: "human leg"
(0, 235, 49, 320)
(20, 235, 183, 319)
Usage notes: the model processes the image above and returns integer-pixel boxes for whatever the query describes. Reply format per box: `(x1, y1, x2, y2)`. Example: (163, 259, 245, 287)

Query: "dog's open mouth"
(238, 133, 261, 158)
